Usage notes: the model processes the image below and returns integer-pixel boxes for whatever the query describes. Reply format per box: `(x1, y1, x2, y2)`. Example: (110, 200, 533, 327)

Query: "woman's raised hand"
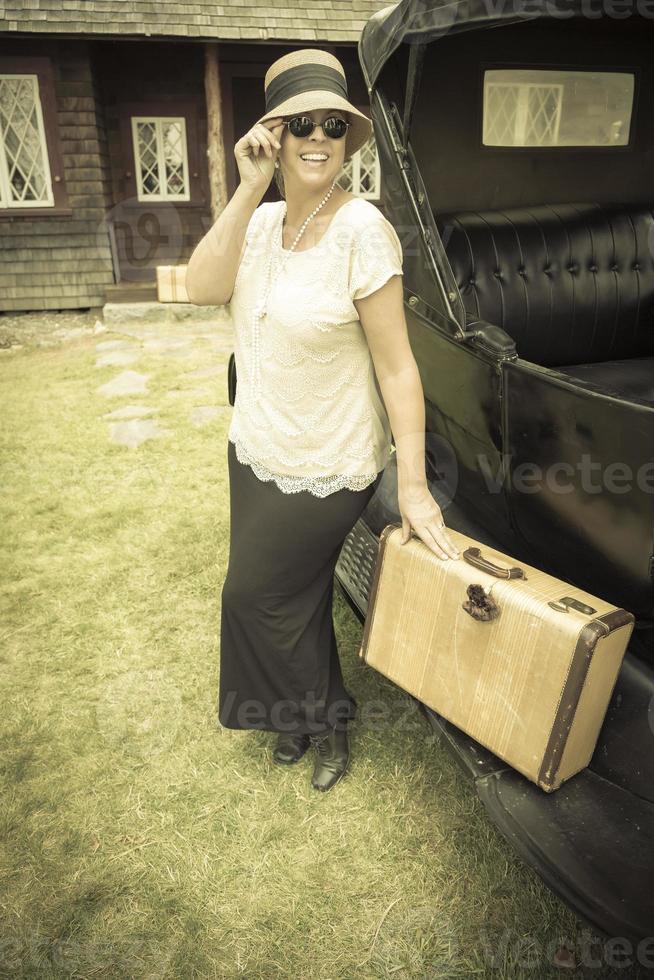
(235, 118, 285, 192)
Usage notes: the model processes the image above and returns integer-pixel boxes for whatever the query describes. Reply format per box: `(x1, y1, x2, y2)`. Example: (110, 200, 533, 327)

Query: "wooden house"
(0, 1, 392, 312)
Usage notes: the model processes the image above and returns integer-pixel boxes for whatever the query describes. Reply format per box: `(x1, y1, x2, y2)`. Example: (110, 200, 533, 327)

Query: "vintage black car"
(227, 0, 654, 946)
(332, 0, 654, 948)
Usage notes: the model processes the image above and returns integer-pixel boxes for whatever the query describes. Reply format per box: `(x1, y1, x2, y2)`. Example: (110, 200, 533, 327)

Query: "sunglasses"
(283, 115, 350, 140)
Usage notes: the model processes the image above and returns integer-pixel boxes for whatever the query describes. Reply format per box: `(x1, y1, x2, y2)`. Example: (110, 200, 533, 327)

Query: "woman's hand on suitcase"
(398, 485, 461, 560)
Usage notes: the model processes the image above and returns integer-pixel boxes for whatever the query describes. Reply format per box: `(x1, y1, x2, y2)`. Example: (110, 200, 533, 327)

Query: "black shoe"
(309, 725, 350, 792)
(272, 731, 311, 765)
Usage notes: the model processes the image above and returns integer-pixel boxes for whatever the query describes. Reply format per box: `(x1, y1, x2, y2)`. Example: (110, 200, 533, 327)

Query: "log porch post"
(203, 42, 228, 223)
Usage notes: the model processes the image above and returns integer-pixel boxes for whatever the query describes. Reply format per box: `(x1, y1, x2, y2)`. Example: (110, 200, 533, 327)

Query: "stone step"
(105, 282, 158, 304)
(102, 301, 230, 325)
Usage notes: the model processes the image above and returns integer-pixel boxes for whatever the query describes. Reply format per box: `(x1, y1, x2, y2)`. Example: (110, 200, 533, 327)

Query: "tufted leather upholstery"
(435, 202, 654, 373)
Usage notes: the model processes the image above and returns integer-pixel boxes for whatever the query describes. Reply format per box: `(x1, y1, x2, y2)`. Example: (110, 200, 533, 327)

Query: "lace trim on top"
(231, 437, 379, 497)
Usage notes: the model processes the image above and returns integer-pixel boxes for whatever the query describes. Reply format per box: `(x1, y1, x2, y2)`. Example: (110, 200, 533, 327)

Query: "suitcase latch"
(548, 596, 597, 615)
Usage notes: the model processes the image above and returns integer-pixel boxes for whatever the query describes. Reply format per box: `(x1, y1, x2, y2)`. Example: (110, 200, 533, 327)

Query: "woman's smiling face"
(278, 108, 349, 190)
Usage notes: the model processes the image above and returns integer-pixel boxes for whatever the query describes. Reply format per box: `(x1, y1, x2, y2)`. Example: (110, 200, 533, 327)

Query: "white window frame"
(352, 140, 381, 200)
(0, 73, 54, 208)
(131, 116, 190, 203)
(340, 133, 381, 200)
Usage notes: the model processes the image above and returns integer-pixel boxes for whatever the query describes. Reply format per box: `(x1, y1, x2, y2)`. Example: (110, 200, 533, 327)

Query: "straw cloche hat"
(254, 49, 373, 161)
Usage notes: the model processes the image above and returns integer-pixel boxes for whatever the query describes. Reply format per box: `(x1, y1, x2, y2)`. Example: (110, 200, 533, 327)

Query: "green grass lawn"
(0, 324, 644, 979)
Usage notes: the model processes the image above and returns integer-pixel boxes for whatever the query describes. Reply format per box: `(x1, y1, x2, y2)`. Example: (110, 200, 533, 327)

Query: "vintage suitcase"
(358, 523, 635, 792)
(156, 265, 189, 303)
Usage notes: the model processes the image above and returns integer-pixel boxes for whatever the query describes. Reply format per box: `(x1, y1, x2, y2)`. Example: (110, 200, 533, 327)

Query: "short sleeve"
(349, 211, 403, 301)
(233, 202, 273, 293)
(230, 204, 270, 306)
(244, 202, 272, 252)
(244, 206, 259, 246)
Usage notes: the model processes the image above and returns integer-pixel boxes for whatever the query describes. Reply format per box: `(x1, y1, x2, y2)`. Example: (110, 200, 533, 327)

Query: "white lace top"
(227, 196, 404, 497)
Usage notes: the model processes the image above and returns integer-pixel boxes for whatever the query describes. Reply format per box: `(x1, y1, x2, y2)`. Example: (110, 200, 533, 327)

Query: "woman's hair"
(274, 165, 286, 200)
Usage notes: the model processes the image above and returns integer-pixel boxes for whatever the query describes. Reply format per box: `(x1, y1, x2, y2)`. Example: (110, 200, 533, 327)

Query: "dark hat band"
(264, 63, 348, 114)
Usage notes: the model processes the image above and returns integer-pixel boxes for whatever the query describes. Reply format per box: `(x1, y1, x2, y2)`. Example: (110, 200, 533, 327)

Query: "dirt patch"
(0, 309, 104, 350)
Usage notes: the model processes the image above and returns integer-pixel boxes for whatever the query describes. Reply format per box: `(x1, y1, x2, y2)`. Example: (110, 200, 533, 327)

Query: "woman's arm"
(355, 275, 461, 561)
(185, 183, 263, 307)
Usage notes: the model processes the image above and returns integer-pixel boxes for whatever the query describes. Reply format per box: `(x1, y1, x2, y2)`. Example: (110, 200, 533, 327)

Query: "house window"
(483, 69, 635, 147)
(131, 117, 190, 202)
(0, 74, 54, 208)
(339, 133, 380, 199)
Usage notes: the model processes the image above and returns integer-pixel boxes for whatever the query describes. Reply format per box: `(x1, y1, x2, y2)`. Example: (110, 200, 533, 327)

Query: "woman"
(186, 49, 461, 793)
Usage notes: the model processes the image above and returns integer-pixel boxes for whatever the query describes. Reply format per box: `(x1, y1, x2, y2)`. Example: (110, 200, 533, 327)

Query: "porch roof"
(1, 0, 397, 42)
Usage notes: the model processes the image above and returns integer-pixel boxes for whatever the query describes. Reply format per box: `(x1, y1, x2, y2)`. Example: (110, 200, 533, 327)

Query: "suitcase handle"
(462, 546, 526, 580)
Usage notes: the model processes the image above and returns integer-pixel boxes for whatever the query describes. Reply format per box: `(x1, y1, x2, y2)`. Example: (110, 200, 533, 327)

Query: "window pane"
(162, 120, 186, 196)
(337, 135, 380, 198)
(136, 121, 161, 196)
(338, 159, 353, 193)
(358, 139, 377, 194)
(0, 76, 52, 205)
(483, 69, 634, 147)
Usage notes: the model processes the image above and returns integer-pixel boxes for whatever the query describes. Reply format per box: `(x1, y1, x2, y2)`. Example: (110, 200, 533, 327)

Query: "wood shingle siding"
(1, 0, 389, 40)
(0, 40, 115, 311)
(0, 5, 387, 310)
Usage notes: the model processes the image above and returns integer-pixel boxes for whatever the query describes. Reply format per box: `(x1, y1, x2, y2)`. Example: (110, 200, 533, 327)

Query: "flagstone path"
(95, 318, 233, 448)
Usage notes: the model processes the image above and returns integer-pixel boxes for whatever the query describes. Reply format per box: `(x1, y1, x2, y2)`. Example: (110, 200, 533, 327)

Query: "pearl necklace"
(250, 179, 337, 401)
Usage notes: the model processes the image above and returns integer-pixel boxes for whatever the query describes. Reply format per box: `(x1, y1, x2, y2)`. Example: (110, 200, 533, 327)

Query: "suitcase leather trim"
(358, 522, 401, 662)
(537, 607, 635, 789)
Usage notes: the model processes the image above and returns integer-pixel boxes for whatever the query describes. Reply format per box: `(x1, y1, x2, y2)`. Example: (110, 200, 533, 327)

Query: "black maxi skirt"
(218, 439, 383, 736)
